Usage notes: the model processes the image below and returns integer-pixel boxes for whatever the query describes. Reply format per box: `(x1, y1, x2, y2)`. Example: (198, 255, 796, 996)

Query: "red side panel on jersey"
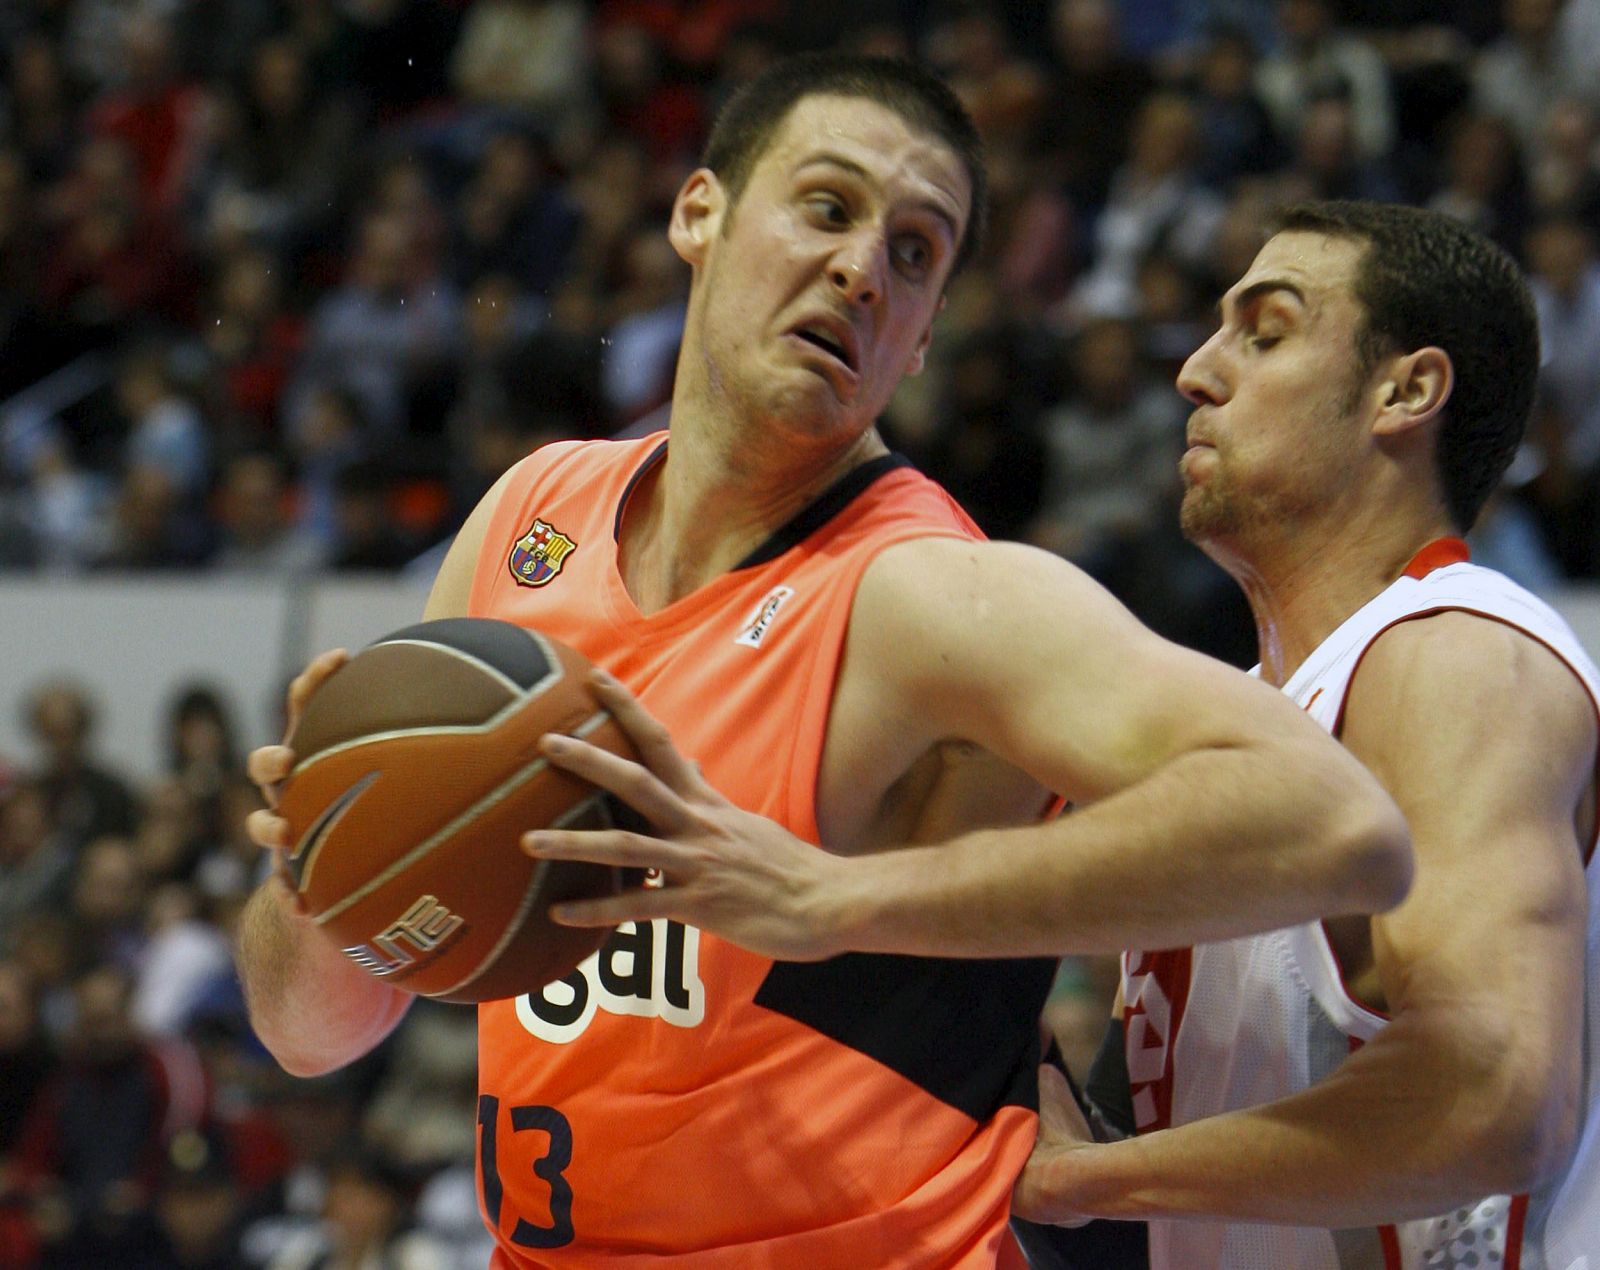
(1123, 947, 1194, 1133)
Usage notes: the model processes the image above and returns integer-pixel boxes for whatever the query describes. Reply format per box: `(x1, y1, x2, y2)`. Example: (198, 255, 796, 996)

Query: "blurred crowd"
(3, 0, 1600, 1264)
(0, 676, 489, 1268)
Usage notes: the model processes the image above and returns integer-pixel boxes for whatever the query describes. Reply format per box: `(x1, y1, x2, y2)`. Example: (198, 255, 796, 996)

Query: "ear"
(668, 168, 724, 268)
(1371, 346, 1453, 439)
(904, 294, 947, 377)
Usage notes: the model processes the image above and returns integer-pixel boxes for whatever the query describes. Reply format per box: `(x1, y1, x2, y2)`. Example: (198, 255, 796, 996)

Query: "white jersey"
(1121, 542, 1600, 1270)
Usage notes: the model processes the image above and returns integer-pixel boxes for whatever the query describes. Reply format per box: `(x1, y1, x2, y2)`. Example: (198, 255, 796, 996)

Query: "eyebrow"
(792, 153, 962, 245)
(1216, 278, 1309, 322)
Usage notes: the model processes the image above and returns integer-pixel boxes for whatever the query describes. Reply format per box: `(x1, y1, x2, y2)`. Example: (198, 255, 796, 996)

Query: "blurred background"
(1, 0, 1598, 1265)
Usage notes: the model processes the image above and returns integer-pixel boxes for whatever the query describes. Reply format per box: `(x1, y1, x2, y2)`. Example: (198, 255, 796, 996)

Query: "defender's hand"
(1012, 1063, 1100, 1226)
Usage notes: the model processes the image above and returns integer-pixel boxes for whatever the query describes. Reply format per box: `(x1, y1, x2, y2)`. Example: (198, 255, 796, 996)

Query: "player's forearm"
(236, 876, 411, 1076)
(1032, 1016, 1570, 1225)
(833, 737, 1410, 958)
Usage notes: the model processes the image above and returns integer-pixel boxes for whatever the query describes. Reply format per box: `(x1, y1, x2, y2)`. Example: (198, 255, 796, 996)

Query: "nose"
(1175, 331, 1226, 407)
(828, 232, 887, 307)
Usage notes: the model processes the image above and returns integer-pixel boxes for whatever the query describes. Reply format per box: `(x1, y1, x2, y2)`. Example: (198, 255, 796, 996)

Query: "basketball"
(275, 618, 638, 1004)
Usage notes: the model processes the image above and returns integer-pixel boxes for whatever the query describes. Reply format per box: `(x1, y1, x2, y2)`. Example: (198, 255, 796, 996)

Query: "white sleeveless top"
(1121, 543, 1600, 1270)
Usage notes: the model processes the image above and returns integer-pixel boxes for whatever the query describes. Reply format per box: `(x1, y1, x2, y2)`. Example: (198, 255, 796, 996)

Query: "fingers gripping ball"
(277, 619, 636, 1003)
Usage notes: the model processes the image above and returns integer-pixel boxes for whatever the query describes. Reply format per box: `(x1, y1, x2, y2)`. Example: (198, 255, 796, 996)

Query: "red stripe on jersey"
(1504, 1193, 1529, 1270)
(1123, 948, 1194, 1133)
(1378, 1223, 1402, 1269)
(1402, 537, 1471, 578)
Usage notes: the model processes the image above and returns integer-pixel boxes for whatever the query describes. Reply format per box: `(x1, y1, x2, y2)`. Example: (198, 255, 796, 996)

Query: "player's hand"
(1011, 1063, 1099, 1226)
(522, 668, 851, 962)
(245, 648, 348, 864)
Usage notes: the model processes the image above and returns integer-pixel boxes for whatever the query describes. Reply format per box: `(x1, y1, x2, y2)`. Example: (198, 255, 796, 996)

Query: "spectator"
(1279, 91, 1402, 203)
(82, 11, 212, 216)
(39, 135, 196, 349)
(197, 245, 305, 445)
(93, 462, 214, 570)
(901, 327, 1048, 543)
(147, 1127, 251, 1270)
(3, 33, 79, 186)
(164, 683, 240, 822)
(1189, 22, 1288, 188)
(1474, 0, 1599, 164)
(265, 1144, 451, 1270)
(1426, 109, 1530, 250)
(69, 835, 150, 973)
(1030, 315, 1187, 581)
(203, 34, 360, 263)
(134, 775, 206, 885)
(24, 679, 138, 848)
(446, 129, 579, 298)
(1256, 0, 1396, 161)
(209, 450, 324, 575)
(327, 461, 420, 572)
(599, 222, 687, 426)
(132, 882, 234, 1039)
(448, 0, 592, 134)
(1070, 92, 1226, 319)
(0, 778, 77, 951)
(0, 960, 56, 1156)
(1034, 0, 1155, 207)
(1528, 95, 1600, 224)
(115, 340, 210, 500)
(283, 208, 459, 444)
(10, 964, 209, 1266)
(1525, 213, 1600, 574)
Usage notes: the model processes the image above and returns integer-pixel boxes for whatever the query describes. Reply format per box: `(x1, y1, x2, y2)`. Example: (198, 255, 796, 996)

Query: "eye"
(804, 192, 849, 226)
(891, 234, 933, 278)
(1245, 328, 1282, 351)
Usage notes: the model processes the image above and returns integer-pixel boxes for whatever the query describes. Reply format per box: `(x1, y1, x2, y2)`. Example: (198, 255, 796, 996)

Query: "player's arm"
(235, 467, 514, 1074)
(810, 537, 1412, 954)
(1016, 613, 1593, 1224)
(528, 537, 1411, 957)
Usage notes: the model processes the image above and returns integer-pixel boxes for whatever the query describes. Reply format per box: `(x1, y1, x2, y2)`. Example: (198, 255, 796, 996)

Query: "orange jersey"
(467, 433, 1054, 1268)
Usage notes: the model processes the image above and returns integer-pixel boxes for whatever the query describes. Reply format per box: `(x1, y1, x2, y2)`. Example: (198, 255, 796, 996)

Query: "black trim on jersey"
(752, 952, 1056, 1121)
(733, 453, 912, 570)
(612, 440, 669, 543)
(610, 444, 913, 571)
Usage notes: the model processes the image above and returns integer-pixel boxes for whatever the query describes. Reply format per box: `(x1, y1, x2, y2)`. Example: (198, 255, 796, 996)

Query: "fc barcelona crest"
(508, 518, 577, 587)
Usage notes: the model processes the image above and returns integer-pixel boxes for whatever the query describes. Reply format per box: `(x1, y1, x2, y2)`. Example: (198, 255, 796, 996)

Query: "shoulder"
(1344, 610, 1598, 785)
(852, 538, 1135, 669)
(1354, 608, 1595, 715)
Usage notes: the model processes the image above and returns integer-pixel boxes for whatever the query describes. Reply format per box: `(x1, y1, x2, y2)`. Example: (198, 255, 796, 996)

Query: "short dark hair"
(700, 52, 987, 276)
(1274, 200, 1539, 532)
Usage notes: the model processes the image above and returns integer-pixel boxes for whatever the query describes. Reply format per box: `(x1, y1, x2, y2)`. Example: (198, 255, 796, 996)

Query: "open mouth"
(793, 322, 856, 374)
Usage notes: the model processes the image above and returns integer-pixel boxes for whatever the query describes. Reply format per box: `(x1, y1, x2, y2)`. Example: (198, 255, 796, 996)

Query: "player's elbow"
(1322, 786, 1412, 915)
(1482, 1072, 1581, 1195)
(1445, 1038, 1580, 1197)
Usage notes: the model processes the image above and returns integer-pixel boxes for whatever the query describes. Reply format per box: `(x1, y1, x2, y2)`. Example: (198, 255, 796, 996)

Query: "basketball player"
(1007, 202, 1600, 1267)
(237, 61, 1411, 1266)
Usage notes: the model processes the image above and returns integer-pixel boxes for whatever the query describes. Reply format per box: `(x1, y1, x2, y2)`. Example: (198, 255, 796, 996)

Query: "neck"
(1207, 499, 1457, 687)
(619, 401, 886, 612)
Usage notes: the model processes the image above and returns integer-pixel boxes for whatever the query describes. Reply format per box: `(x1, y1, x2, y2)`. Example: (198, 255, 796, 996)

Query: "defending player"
(1011, 202, 1600, 1266)
(237, 61, 1410, 1266)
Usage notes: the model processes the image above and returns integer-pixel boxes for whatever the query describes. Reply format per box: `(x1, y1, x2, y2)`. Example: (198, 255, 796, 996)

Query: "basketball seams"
(292, 770, 381, 894)
(289, 639, 566, 780)
(291, 629, 569, 778)
(371, 635, 537, 698)
(312, 709, 614, 928)
(423, 793, 610, 1000)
